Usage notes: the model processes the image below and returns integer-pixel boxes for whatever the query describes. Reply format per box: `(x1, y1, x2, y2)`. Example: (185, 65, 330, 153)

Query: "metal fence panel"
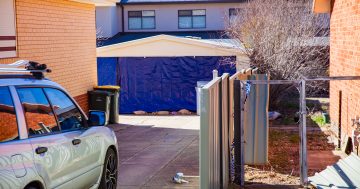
(244, 74, 269, 165)
(200, 69, 267, 188)
(229, 71, 244, 151)
(200, 77, 222, 189)
(221, 73, 230, 189)
(231, 70, 251, 185)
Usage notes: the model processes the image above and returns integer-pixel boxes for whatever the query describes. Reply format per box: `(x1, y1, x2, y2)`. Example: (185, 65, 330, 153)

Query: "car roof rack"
(0, 60, 51, 79)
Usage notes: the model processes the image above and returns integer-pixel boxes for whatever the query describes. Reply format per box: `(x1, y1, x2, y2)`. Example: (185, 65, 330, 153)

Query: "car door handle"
(35, 147, 48, 154)
(72, 139, 81, 145)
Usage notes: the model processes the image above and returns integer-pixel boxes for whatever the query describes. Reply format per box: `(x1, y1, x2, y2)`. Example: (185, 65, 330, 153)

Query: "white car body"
(0, 76, 118, 189)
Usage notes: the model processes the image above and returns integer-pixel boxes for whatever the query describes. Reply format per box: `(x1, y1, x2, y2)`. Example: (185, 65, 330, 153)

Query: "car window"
(0, 87, 19, 142)
(44, 88, 84, 131)
(17, 88, 59, 136)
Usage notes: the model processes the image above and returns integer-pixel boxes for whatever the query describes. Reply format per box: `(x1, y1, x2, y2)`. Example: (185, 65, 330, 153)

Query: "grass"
(311, 114, 326, 127)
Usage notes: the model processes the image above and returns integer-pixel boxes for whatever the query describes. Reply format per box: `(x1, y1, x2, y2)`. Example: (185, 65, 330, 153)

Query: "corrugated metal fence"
(200, 74, 222, 189)
(200, 69, 269, 188)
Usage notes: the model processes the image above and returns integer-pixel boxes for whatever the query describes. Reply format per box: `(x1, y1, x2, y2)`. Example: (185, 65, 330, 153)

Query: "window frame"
(178, 9, 206, 29)
(0, 86, 19, 143)
(44, 88, 86, 133)
(128, 10, 156, 30)
(0, 0, 18, 59)
(16, 86, 87, 138)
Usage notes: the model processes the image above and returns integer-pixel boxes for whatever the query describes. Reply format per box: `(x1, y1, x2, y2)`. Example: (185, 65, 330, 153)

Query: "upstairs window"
(128, 10, 156, 30)
(0, 0, 17, 58)
(178, 10, 206, 29)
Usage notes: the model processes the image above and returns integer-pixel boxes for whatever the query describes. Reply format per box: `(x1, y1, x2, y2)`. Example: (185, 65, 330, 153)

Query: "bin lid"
(94, 85, 120, 91)
(88, 90, 112, 95)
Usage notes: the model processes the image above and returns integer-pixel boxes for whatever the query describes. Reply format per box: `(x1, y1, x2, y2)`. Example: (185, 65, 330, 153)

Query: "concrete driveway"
(108, 115, 200, 189)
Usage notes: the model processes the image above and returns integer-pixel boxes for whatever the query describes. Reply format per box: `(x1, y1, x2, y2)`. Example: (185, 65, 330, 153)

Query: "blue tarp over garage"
(97, 56, 236, 114)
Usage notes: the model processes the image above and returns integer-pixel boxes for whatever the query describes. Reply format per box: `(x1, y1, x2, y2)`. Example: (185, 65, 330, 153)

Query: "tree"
(96, 28, 109, 47)
(226, 0, 329, 108)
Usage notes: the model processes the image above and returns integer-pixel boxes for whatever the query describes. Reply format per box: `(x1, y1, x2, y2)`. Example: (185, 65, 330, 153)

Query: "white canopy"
(96, 34, 250, 70)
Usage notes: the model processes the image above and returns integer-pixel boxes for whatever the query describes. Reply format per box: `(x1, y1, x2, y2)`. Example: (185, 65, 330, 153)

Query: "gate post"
(299, 79, 308, 185)
(233, 80, 245, 186)
(200, 88, 210, 189)
(233, 80, 241, 185)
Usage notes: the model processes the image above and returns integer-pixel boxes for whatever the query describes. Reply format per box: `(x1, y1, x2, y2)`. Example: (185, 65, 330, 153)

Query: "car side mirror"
(88, 111, 107, 126)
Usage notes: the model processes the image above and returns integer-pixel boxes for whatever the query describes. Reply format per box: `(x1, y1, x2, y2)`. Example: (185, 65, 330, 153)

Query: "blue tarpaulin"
(97, 56, 236, 114)
(97, 57, 118, 86)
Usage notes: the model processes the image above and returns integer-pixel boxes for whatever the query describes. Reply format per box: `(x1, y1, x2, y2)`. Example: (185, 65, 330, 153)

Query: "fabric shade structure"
(96, 34, 249, 113)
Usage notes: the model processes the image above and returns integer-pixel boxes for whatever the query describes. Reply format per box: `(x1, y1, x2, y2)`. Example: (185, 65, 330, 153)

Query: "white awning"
(97, 35, 245, 57)
(97, 34, 250, 70)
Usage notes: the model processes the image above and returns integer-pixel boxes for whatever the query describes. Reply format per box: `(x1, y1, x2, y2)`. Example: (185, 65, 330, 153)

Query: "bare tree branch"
(226, 0, 330, 108)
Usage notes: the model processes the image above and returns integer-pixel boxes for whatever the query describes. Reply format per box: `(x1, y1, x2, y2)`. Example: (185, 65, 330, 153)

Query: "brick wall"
(74, 93, 89, 113)
(0, 0, 98, 112)
(329, 0, 360, 146)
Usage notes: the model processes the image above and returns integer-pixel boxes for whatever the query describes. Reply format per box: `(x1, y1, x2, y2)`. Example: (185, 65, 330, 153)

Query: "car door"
(0, 86, 38, 189)
(16, 87, 78, 189)
(43, 88, 103, 188)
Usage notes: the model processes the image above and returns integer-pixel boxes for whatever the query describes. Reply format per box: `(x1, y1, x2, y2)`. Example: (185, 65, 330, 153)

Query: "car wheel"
(24, 187, 37, 189)
(99, 148, 118, 189)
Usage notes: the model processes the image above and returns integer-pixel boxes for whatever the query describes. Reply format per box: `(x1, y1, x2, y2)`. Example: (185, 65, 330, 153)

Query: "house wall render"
(96, 3, 242, 37)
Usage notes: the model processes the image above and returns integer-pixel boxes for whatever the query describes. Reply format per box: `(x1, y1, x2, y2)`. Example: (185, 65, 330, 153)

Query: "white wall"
(123, 3, 242, 32)
(96, 6, 122, 38)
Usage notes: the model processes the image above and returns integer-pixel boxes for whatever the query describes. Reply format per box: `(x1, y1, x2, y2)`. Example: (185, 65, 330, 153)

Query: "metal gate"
(200, 69, 360, 188)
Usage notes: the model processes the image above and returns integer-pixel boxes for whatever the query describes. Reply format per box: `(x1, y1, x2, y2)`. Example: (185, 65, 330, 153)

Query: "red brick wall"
(0, 0, 98, 111)
(74, 93, 89, 114)
(329, 0, 360, 144)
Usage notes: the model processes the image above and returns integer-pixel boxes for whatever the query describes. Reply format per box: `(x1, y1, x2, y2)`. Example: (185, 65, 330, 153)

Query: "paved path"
(109, 115, 200, 189)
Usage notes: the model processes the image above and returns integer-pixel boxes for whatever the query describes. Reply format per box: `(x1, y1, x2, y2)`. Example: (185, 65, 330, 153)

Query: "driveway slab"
(109, 115, 200, 189)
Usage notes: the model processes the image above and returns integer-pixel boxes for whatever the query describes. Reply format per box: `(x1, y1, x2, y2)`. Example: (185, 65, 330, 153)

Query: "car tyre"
(24, 185, 41, 189)
(24, 186, 38, 189)
(99, 148, 118, 189)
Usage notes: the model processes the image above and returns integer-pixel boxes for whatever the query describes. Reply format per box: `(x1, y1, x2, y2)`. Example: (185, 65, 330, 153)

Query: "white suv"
(0, 61, 118, 189)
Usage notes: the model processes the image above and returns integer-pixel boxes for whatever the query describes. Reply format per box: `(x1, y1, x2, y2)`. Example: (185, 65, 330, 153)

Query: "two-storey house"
(96, 0, 245, 38)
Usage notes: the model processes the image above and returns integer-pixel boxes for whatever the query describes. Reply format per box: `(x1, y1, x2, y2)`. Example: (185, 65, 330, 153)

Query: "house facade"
(96, 0, 245, 38)
(313, 0, 360, 153)
(0, 0, 116, 112)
